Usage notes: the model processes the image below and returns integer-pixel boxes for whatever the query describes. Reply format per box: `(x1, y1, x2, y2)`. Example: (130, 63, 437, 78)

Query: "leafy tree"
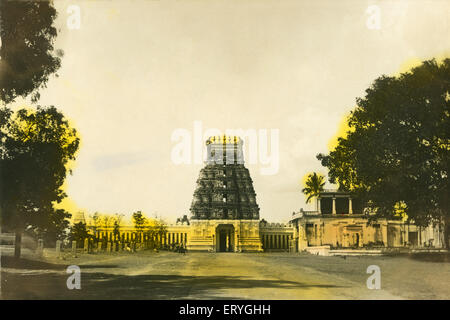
(132, 211, 148, 244)
(100, 214, 114, 231)
(112, 213, 124, 240)
(88, 212, 101, 235)
(144, 218, 167, 249)
(27, 207, 72, 247)
(69, 222, 90, 246)
(155, 219, 167, 241)
(132, 211, 147, 233)
(317, 59, 449, 242)
(301, 172, 326, 204)
(0, 106, 80, 257)
(0, 0, 62, 103)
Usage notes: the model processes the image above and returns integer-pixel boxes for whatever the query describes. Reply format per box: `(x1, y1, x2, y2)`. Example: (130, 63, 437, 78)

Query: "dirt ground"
(1, 250, 449, 299)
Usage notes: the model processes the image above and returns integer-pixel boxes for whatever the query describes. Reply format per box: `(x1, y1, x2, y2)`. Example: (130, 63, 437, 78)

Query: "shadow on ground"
(1, 256, 67, 270)
(1, 271, 346, 299)
(1, 256, 121, 270)
(408, 252, 450, 263)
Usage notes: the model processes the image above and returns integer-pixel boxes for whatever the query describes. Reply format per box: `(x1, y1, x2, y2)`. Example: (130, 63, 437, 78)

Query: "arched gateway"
(186, 136, 263, 252)
(216, 224, 235, 252)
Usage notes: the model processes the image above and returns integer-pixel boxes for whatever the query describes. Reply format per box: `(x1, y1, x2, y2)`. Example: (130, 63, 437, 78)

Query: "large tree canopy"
(0, 106, 79, 255)
(0, 0, 62, 103)
(317, 59, 449, 226)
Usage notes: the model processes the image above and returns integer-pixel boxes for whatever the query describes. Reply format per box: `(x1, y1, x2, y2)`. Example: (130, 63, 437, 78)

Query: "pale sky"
(9, 0, 450, 223)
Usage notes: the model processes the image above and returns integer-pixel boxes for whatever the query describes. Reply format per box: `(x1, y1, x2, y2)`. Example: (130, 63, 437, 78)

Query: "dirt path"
(1, 251, 448, 299)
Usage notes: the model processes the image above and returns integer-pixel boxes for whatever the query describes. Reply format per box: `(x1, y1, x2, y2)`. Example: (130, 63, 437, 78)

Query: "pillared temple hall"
(79, 136, 447, 254)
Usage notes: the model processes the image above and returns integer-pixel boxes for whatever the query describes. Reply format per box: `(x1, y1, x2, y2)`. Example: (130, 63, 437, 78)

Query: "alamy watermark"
(366, 265, 381, 290)
(366, 4, 381, 30)
(171, 121, 280, 175)
(67, 4, 81, 30)
(66, 265, 81, 290)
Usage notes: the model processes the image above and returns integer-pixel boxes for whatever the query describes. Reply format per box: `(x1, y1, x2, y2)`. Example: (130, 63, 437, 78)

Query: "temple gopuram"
(187, 135, 263, 252)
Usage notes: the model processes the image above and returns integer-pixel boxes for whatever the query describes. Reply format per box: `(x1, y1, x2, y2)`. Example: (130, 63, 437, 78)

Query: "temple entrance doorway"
(216, 224, 235, 252)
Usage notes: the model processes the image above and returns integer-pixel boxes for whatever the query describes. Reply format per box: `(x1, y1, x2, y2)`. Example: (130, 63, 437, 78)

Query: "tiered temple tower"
(187, 136, 263, 252)
(190, 136, 260, 221)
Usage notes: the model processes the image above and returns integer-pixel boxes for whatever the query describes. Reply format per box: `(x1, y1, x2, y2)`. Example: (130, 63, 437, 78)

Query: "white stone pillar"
(84, 238, 89, 253)
(332, 197, 336, 214)
(382, 223, 388, 247)
(349, 198, 353, 214)
(404, 224, 409, 246)
(419, 226, 422, 247)
(37, 239, 44, 256)
(317, 197, 321, 213)
(56, 240, 62, 258)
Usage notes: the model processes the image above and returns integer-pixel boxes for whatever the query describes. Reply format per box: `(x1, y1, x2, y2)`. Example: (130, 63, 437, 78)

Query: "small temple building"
(289, 190, 447, 252)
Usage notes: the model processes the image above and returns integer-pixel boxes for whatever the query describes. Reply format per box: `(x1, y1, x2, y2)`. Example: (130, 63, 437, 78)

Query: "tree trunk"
(14, 231, 22, 259)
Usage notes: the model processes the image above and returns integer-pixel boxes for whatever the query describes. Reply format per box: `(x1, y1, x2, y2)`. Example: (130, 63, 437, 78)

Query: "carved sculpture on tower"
(190, 135, 260, 221)
(187, 135, 263, 252)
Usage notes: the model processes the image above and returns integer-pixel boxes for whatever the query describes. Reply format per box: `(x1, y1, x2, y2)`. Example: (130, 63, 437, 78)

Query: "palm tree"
(302, 172, 326, 205)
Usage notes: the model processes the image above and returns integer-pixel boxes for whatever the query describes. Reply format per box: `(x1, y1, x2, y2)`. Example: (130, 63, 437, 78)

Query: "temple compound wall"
(259, 223, 294, 251)
(84, 224, 191, 250)
(183, 220, 294, 252)
(85, 214, 443, 254)
(84, 221, 292, 252)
